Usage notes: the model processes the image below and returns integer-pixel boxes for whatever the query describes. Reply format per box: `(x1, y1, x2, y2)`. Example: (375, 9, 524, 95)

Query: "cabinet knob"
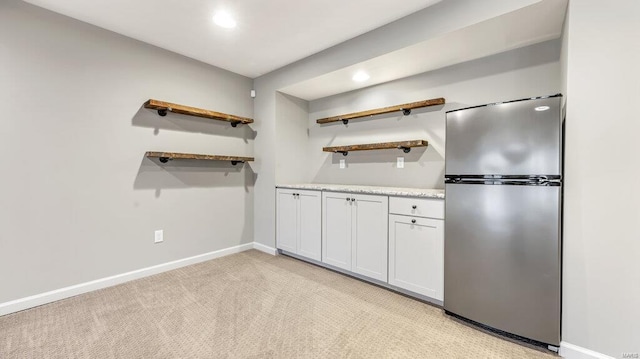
(411, 219, 416, 224)
(346, 198, 350, 202)
(351, 198, 356, 202)
(412, 205, 417, 209)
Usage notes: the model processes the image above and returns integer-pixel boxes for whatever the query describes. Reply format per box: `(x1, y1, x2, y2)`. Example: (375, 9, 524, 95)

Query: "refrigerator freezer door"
(445, 97, 562, 176)
(444, 183, 561, 345)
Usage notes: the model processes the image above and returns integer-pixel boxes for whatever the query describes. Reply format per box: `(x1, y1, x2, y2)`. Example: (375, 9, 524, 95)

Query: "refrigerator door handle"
(445, 175, 562, 186)
(445, 179, 561, 186)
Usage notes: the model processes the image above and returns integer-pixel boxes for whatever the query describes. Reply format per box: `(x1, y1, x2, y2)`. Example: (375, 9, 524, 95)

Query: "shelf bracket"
(157, 109, 168, 117)
(398, 146, 411, 153)
(401, 108, 411, 116)
(230, 121, 241, 128)
(341, 119, 349, 125)
(334, 150, 348, 156)
(231, 160, 244, 166)
(159, 157, 172, 163)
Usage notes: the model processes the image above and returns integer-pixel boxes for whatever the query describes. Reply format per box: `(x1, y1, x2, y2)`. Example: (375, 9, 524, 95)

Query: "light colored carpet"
(0, 250, 557, 358)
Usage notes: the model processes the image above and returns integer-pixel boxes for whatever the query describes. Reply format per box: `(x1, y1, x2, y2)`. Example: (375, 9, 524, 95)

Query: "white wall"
(0, 0, 254, 303)
(306, 40, 561, 188)
(562, 0, 640, 356)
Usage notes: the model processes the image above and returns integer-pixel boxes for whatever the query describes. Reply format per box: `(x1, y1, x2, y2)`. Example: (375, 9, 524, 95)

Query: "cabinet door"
(297, 190, 321, 261)
(388, 214, 444, 300)
(351, 194, 389, 282)
(276, 189, 298, 253)
(322, 192, 352, 271)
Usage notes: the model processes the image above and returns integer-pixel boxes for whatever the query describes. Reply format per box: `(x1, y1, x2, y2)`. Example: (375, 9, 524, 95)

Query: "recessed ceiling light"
(535, 106, 550, 111)
(352, 71, 370, 82)
(213, 11, 236, 29)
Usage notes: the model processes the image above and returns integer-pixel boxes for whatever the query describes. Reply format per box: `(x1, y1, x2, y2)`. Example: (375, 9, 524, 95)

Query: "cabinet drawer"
(389, 196, 444, 219)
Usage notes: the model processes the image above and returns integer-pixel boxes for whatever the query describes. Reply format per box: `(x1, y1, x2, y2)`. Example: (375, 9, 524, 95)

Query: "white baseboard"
(0, 242, 255, 317)
(560, 342, 614, 359)
(253, 242, 277, 255)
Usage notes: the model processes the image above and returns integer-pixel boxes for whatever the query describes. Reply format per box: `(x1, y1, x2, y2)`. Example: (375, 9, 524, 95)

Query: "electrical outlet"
(154, 230, 164, 243)
(397, 157, 404, 169)
(340, 159, 346, 169)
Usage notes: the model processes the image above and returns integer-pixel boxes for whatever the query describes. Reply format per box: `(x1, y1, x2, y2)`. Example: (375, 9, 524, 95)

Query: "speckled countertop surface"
(276, 184, 445, 199)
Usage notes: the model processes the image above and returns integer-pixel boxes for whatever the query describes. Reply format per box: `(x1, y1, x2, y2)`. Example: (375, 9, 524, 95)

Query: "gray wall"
(560, 4, 569, 105)
(563, 0, 640, 356)
(254, 0, 548, 252)
(0, 0, 254, 303)
(305, 40, 561, 188)
(4, 0, 636, 355)
(257, 0, 640, 355)
(275, 93, 310, 184)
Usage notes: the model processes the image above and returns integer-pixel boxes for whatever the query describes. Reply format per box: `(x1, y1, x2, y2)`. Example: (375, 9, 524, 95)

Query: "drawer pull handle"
(411, 219, 416, 224)
(412, 205, 417, 209)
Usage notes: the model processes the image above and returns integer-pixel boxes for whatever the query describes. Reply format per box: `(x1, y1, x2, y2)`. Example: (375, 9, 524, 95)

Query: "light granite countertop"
(276, 184, 445, 199)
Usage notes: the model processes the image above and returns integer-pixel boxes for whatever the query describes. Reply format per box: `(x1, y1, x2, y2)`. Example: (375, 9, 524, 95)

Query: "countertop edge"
(276, 184, 445, 199)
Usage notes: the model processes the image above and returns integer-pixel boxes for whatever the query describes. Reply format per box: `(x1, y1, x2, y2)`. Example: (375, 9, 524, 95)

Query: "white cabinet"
(351, 194, 389, 282)
(388, 196, 444, 219)
(388, 197, 444, 301)
(321, 192, 352, 270)
(297, 191, 322, 260)
(276, 188, 321, 261)
(276, 189, 298, 253)
(322, 192, 388, 282)
(277, 187, 445, 304)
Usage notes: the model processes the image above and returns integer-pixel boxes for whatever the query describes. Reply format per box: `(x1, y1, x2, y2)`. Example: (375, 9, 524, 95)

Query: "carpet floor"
(0, 250, 558, 358)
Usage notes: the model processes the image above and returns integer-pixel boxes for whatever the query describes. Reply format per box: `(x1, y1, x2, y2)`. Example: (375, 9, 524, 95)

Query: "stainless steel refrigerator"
(444, 94, 562, 347)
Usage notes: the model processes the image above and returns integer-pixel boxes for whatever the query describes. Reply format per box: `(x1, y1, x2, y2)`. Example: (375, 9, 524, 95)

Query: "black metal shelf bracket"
(341, 119, 349, 125)
(398, 146, 411, 153)
(401, 108, 411, 116)
(231, 160, 244, 166)
(230, 121, 241, 128)
(157, 109, 168, 117)
(334, 150, 348, 156)
(159, 157, 172, 163)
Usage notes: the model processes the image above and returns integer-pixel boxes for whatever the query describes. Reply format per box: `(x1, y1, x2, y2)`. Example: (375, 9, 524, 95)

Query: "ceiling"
(22, 0, 442, 78)
(281, 0, 567, 100)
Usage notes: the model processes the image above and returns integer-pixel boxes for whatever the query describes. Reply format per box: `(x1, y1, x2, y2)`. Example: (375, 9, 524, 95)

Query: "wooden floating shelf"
(323, 140, 428, 156)
(146, 152, 254, 165)
(143, 99, 254, 127)
(316, 98, 445, 125)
